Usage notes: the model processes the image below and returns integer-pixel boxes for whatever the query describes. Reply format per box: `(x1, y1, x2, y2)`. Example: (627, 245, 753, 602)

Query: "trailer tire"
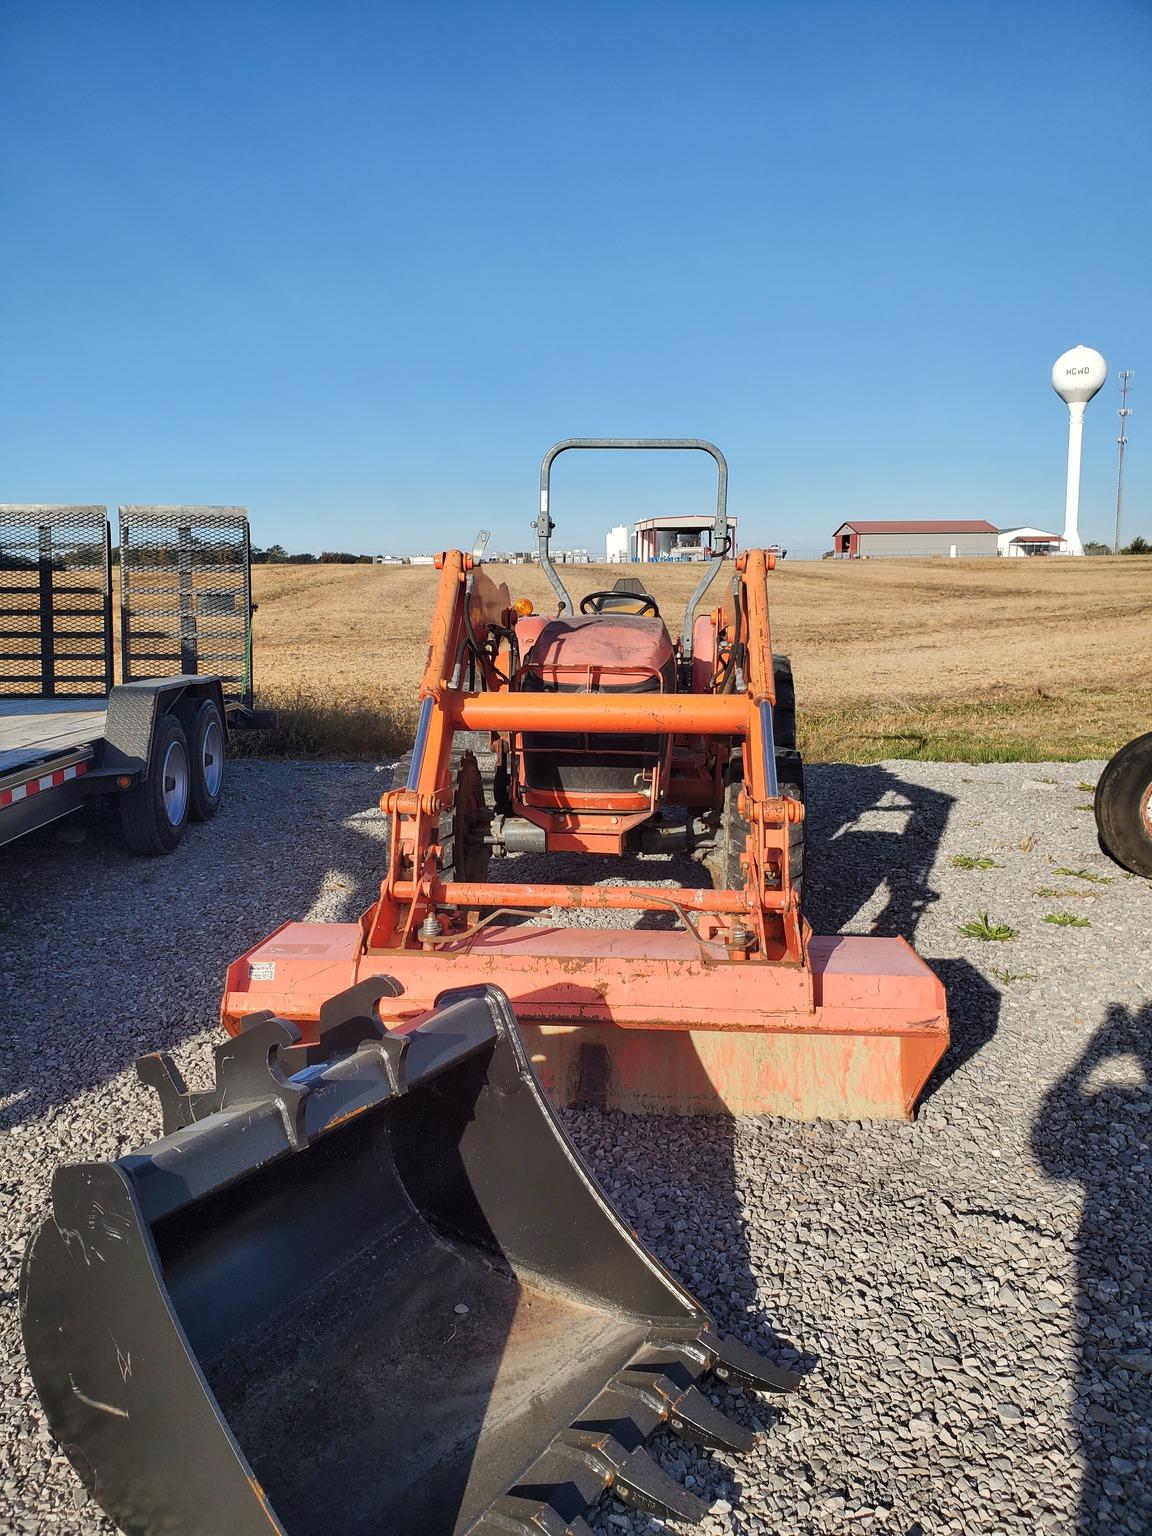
(119, 714, 191, 855)
(189, 697, 226, 821)
(1095, 731, 1152, 878)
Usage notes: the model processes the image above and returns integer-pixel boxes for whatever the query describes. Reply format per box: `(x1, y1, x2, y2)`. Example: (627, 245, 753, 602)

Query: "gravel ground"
(2, 757, 1150, 1536)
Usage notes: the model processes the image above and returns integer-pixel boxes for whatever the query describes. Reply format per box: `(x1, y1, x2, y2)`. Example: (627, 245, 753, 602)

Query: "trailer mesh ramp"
(22, 982, 800, 1536)
(0, 504, 112, 697)
(119, 505, 252, 703)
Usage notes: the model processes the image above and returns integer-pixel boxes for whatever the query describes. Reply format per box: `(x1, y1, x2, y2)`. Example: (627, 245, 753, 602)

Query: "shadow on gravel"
(565, 1104, 819, 1516)
(919, 958, 1001, 1103)
(805, 765, 1004, 1097)
(803, 763, 955, 939)
(0, 769, 385, 1135)
(1033, 1002, 1152, 1535)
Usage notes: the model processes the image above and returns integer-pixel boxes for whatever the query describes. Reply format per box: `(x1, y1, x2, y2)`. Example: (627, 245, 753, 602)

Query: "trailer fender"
(100, 677, 226, 778)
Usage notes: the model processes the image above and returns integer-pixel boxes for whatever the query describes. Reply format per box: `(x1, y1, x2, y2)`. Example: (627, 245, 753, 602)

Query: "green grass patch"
(1044, 912, 1091, 928)
(1054, 866, 1113, 884)
(800, 686, 1142, 765)
(1077, 780, 1097, 793)
(958, 912, 1019, 942)
(988, 966, 1038, 983)
(951, 853, 1000, 870)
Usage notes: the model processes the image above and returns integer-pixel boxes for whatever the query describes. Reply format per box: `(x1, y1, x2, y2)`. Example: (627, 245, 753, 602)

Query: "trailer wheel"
(120, 714, 191, 855)
(1095, 732, 1152, 878)
(189, 697, 226, 821)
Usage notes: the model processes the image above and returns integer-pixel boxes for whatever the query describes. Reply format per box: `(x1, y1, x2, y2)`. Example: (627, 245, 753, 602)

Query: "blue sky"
(2, 0, 1149, 555)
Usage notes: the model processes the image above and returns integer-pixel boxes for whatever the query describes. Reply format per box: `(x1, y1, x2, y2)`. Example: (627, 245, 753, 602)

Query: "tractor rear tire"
(1095, 732, 1152, 878)
(772, 654, 796, 751)
(777, 747, 805, 900)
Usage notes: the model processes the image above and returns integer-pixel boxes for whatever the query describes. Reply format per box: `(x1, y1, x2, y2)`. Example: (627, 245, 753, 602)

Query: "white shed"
(997, 527, 1066, 557)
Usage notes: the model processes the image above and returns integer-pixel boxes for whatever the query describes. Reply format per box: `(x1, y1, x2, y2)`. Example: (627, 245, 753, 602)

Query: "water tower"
(1051, 345, 1107, 555)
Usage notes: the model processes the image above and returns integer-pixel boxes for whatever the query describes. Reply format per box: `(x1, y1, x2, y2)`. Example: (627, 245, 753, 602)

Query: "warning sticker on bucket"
(248, 960, 277, 982)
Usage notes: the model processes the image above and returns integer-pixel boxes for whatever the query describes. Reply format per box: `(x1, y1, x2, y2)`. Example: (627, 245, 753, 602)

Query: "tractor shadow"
(802, 762, 954, 940)
(1032, 1002, 1152, 1532)
(804, 763, 999, 1099)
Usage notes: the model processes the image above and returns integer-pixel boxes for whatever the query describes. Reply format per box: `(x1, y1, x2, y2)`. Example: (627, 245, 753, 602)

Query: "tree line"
(1083, 537, 1150, 555)
(251, 545, 375, 564)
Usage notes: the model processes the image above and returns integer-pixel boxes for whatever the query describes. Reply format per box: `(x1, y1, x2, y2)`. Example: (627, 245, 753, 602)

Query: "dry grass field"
(240, 555, 1152, 763)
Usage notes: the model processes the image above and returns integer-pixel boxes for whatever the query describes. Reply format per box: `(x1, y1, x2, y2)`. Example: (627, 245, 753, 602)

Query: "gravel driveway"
(2, 758, 1150, 1536)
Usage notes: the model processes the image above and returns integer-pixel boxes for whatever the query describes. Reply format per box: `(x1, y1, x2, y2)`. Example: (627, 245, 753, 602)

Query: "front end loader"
(224, 440, 949, 1117)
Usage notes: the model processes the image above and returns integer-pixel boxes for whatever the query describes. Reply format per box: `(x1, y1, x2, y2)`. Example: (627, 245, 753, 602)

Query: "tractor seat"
(522, 613, 676, 693)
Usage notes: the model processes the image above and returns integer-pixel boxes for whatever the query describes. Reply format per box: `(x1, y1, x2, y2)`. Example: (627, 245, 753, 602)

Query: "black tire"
(119, 713, 191, 856)
(1095, 732, 1152, 878)
(706, 747, 805, 909)
(772, 654, 796, 751)
(189, 697, 227, 821)
(777, 747, 805, 902)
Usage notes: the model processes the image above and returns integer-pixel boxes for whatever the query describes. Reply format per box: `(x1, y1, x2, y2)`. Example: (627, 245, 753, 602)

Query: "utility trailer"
(0, 504, 272, 855)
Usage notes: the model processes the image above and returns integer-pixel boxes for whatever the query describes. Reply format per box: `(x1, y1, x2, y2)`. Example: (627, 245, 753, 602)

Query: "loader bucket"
(21, 982, 798, 1536)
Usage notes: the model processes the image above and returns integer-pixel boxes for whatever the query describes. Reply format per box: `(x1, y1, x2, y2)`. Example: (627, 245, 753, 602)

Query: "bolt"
(418, 912, 442, 945)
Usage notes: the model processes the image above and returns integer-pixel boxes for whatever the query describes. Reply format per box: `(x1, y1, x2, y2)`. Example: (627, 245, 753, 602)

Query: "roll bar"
(535, 440, 730, 657)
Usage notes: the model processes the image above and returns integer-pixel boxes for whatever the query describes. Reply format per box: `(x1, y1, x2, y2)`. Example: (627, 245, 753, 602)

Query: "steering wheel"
(579, 591, 660, 617)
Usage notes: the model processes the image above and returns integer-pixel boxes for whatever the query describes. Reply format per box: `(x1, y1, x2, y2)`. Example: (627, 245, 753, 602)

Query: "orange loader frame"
(224, 442, 948, 1118)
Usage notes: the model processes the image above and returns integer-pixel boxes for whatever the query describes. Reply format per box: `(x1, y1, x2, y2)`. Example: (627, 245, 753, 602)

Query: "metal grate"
(0, 505, 113, 698)
(119, 507, 253, 705)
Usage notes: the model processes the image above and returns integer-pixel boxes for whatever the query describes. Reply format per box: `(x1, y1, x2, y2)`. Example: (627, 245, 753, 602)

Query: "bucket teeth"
(509, 1425, 709, 1523)
(665, 1384, 756, 1454)
(612, 1446, 709, 1523)
(614, 1365, 755, 1454)
(703, 1328, 801, 1394)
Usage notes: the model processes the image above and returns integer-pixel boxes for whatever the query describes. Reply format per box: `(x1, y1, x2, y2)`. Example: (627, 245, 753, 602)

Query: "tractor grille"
(519, 672, 666, 795)
(0, 505, 113, 697)
(119, 506, 252, 703)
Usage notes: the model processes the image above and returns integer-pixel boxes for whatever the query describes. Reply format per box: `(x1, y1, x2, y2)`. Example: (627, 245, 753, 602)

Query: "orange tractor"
(224, 440, 949, 1118)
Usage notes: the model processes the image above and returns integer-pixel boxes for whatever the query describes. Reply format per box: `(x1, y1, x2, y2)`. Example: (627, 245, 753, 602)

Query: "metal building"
(831, 520, 999, 559)
(633, 514, 738, 563)
(996, 526, 1066, 557)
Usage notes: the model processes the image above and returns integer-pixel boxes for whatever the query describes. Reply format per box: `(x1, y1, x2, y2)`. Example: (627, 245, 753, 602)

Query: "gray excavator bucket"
(21, 982, 799, 1536)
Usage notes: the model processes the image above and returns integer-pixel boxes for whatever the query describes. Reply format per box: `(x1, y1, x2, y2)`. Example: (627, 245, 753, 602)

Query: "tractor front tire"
(706, 749, 805, 910)
(120, 713, 191, 856)
(1095, 732, 1152, 878)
